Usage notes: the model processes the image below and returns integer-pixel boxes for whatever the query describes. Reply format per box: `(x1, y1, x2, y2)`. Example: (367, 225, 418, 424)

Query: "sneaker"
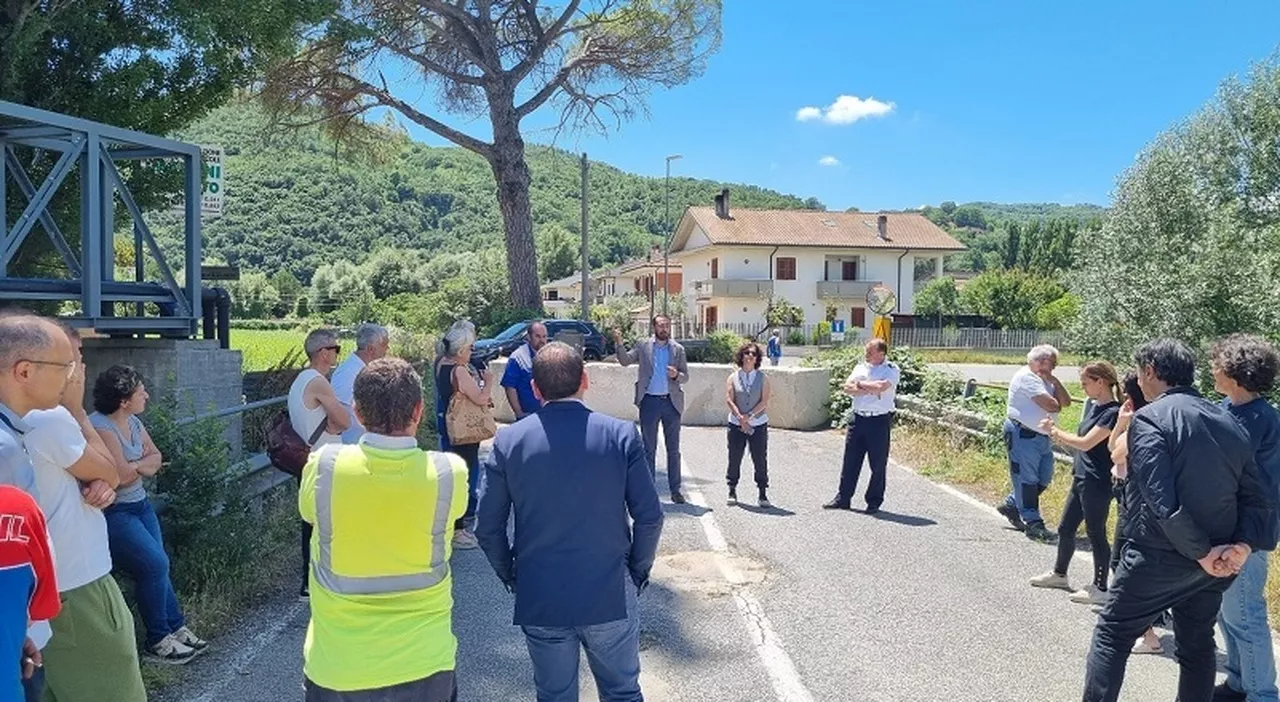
(1068, 585, 1108, 606)
(670, 492, 687, 505)
(298, 586, 309, 602)
(1212, 682, 1247, 701)
(995, 503, 1026, 531)
(452, 530, 480, 550)
(864, 504, 881, 515)
(1132, 638, 1164, 655)
(1024, 521, 1057, 544)
(758, 490, 771, 509)
(1029, 570, 1072, 591)
(173, 626, 208, 651)
(145, 634, 197, 665)
(822, 496, 852, 510)
(727, 489, 738, 506)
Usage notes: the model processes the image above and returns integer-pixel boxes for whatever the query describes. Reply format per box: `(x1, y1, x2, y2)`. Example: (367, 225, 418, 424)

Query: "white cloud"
(795, 106, 822, 122)
(818, 156, 841, 167)
(796, 95, 896, 125)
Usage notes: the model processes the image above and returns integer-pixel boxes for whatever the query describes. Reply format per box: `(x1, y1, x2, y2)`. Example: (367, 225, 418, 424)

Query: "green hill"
(159, 101, 813, 283)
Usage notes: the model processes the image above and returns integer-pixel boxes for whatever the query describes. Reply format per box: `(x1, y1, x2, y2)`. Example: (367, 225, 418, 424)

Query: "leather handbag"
(446, 366, 496, 445)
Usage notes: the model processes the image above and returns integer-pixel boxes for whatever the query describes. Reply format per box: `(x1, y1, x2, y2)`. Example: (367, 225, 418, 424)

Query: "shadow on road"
(663, 502, 713, 518)
(868, 509, 937, 527)
(735, 503, 797, 517)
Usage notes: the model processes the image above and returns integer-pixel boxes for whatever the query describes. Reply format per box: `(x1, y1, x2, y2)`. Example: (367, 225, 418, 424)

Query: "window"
(711, 257, 719, 279)
(776, 257, 797, 281)
(851, 307, 867, 327)
(545, 290, 559, 301)
(842, 260, 858, 281)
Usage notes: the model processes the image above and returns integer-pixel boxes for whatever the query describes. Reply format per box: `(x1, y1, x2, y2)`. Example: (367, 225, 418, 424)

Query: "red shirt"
(0, 485, 59, 696)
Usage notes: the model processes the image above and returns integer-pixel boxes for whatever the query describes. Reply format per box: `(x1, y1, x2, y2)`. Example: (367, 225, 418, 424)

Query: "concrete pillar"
(936, 255, 945, 278)
(81, 338, 246, 458)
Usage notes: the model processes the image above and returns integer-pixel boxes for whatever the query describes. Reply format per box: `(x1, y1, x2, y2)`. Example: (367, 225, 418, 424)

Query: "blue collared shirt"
(646, 342, 671, 396)
(0, 402, 36, 496)
(1225, 396, 1280, 507)
(501, 343, 543, 416)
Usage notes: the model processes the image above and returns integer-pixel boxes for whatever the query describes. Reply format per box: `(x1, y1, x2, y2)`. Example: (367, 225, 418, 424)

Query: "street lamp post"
(662, 154, 682, 318)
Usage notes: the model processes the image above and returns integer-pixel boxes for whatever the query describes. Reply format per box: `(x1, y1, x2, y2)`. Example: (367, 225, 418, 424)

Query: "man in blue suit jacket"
(476, 342, 664, 702)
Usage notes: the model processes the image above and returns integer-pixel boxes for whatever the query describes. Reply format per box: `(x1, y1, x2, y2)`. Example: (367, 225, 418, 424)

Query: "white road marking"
(679, 459, 817, 702)
(189, 600, 308, 702)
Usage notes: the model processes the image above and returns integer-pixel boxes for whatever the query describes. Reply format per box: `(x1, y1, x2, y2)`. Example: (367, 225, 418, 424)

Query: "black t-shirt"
(1074, 400, 1120, 481)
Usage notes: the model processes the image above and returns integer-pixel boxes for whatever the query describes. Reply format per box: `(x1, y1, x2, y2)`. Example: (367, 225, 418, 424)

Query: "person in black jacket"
(1083, 339, 1278, 702)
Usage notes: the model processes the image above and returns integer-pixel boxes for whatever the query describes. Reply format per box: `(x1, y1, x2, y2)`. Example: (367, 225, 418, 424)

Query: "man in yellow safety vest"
(299, 357, 468, 701)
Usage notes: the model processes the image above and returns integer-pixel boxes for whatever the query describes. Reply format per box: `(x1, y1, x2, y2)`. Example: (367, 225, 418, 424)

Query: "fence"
(889, 327, 1064, 350)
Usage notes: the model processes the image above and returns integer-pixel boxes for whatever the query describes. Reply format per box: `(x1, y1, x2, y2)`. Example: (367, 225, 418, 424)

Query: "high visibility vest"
(311, 444, 457, 596)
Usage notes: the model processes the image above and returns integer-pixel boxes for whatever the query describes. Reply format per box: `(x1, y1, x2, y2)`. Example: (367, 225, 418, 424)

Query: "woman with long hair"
(725, 341, 772, 508)
(1029, 361, 1123, 605)
(434, 320, 493, 550)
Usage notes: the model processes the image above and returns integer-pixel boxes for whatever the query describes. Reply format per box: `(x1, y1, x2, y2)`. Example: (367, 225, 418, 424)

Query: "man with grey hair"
(330, 323, 391, 444)
(996, 344, 1073, 543)
(288, 328, 351, 599)
(0, 314, 76, 700)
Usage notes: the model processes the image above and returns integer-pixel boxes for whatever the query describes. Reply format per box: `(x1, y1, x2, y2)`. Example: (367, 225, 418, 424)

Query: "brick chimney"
(714, 188, 731, 219)
(877, 214, 888, 240)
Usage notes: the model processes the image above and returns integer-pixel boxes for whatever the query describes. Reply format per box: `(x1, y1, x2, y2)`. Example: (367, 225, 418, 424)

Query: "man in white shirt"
(26, 323, 148, 701)
(996, 344, 1073, 543)
(824, 338, 900, 514)
(330, 323, 390, 444)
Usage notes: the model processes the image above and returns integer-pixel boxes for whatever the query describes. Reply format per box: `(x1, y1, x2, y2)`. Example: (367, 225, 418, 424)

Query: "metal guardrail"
(174, 395, 287, 426)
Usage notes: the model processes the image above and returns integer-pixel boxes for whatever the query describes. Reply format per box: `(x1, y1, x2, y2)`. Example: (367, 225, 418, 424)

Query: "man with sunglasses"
(0, 313, 75, 701)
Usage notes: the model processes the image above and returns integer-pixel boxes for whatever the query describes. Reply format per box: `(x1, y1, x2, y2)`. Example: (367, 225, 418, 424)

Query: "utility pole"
(580, 153, 590, 321)
(662, 154, 682, 317)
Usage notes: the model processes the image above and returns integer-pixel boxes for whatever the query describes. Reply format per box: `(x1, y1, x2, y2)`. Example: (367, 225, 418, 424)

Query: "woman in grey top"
(725, 341, 772, 508)
(91, 365, 207, 664)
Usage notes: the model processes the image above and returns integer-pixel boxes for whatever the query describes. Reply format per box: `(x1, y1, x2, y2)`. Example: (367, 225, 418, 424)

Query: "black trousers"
(837, 413, 891, 508)
(1054, 476, 1113, 589)
(1083, 543, 1234, 702)
(306, 670, 457, 701)
(726, 423, 769, 490)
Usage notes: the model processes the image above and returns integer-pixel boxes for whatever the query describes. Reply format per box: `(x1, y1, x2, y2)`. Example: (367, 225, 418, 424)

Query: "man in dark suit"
(476, 342, 664, 702)
(613, 315, 690, 503)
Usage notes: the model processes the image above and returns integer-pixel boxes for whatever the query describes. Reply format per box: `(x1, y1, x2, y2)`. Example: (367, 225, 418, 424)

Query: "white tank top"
(288, 368, 341, 448)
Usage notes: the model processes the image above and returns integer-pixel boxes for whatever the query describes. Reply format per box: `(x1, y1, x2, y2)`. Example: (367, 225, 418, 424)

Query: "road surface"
(158, 427, 1190, 702)
(931, 362, 1081, 384)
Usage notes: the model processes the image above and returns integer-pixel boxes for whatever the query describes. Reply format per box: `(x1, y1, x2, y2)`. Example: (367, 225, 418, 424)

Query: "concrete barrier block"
(484, 359, 832, 430)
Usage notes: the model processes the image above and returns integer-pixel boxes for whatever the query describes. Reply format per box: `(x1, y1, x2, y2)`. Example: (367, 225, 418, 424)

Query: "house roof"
(541, 272, 584, 289)
(670, 207, 967, 253)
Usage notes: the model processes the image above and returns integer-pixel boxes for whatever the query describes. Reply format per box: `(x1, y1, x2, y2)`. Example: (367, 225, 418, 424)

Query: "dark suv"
(472, 319, 611, 363)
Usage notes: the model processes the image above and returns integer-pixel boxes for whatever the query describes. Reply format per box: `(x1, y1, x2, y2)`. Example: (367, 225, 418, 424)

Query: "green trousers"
(41, 574, 147, 702)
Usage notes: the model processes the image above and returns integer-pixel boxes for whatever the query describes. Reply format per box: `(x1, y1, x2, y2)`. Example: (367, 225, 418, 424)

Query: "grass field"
(917, 348, 1087, 366)
(230, 329, 310, 371)
(893, 423, 1280, 629)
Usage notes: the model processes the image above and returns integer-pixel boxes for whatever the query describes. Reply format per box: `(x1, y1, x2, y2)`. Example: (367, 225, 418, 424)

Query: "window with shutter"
(852, 307, 867, 327)
(711, 258, 719, 279)
(776, 257, 797, 281)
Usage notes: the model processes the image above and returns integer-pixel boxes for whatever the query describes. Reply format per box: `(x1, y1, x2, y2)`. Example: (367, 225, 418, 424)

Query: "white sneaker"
(1029, 570, 1072, 591)
(1132, 639, 1164, 655)
(1068, 585, 1108, 606)
(452, 530, 480, 550)
(173, 626, 208, 651)
(144, 634, 197, 665)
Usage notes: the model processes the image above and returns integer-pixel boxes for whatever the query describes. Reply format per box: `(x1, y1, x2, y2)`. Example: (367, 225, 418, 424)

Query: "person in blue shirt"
(501, 322, 549, 419)
(1210, 334, 1280, 702)
(766, 329, 782, 366)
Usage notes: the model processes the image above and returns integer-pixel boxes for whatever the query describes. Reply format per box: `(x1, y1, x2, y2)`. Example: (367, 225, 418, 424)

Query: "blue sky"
(392, 1, 1280, 211)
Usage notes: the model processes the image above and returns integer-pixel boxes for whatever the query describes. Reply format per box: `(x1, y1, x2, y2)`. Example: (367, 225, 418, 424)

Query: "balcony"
(692, 279, 774, 299)
(816, 280, 879, 299)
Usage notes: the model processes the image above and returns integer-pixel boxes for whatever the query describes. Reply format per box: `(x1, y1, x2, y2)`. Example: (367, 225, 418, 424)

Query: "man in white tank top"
(288, 328, 351, 599)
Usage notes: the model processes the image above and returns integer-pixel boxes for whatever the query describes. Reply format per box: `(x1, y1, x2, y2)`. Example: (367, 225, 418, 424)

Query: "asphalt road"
(158, 427, 1189, 702)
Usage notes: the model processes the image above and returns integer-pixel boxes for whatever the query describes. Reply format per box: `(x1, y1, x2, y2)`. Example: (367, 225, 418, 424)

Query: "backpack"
(266, 410, 328, 478)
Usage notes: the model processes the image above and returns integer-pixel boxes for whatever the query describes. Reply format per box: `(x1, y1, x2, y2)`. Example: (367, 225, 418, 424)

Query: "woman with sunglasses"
(725, 341, 772, 508)
(91, 365, 207, 664)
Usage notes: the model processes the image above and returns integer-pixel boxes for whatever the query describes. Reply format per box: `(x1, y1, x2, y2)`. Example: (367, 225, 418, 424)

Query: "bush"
(376, 293, 435, 331)
(704, 329, 747, 364)
(803, 344, 928, 427)
(786, 330, 806, 346)
(294, 296, 311, 318)
(812, 321, 832, 345)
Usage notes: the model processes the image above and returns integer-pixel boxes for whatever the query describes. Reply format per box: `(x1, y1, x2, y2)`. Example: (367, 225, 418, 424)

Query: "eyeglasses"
(19, 358, 77, 380)
(322, 345, 341, 353)
(743, 351, 758, 356)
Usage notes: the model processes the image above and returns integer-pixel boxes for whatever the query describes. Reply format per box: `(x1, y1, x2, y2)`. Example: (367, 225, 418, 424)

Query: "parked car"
(472, 319, 612, 363)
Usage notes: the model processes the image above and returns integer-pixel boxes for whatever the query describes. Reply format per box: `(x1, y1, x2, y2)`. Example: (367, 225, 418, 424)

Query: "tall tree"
(265, 0, 723, 309)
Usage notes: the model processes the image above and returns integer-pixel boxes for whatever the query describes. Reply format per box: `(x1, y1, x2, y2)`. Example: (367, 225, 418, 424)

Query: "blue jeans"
(1001, 419, 1054, 524)
(104, 498, 185, 647)
(639, 394, 682, 494)
(1220, 550, 1279, 700)
(522, 583, 642, 702)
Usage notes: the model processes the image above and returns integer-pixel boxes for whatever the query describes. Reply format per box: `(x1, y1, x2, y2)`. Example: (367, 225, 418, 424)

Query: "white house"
(540, 272, 584, 318)
(668, 192, 966, 334)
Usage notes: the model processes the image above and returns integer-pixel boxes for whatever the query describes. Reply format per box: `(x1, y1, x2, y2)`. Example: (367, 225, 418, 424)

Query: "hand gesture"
(1110, 463, 1127, 481)
(1199, 544, 1250, 577)
(667, 365, 679, 380)
(81, 479, 116, 509)
(21, 637, 40, 680)
(1219, 543, 1251, 573)
(1037, 417, 1056, 435)
(612, 329, 623, 346)
(482, 368, 495, 385)
(61, 361, 86, 415)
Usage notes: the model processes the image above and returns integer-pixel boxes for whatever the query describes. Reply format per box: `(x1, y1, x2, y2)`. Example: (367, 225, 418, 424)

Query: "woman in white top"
(725, 340, 772, 509)
(287, 329, 350, 599)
